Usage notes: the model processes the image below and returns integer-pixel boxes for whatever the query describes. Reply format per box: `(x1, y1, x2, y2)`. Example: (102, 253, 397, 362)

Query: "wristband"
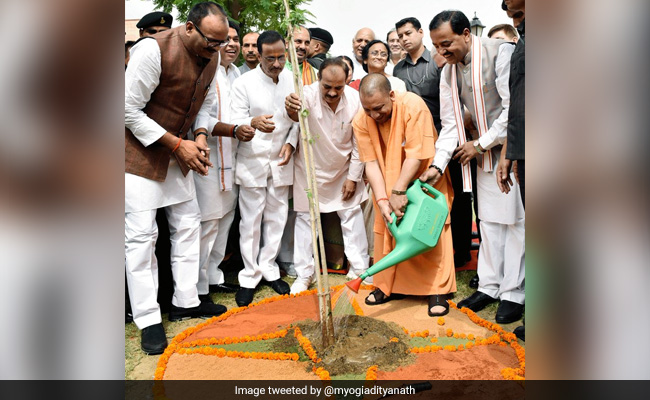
(172, 137, 182, 153)
(376, 197, 389, 203)
(391, 189, 407, 195)
(429, 164, 443, 176)
(232, 125, 239, 138)
(196, 131, 208, 139)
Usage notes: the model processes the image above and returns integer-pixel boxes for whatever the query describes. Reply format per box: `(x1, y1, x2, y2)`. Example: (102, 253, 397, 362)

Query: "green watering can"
(346, 179, 448, 293)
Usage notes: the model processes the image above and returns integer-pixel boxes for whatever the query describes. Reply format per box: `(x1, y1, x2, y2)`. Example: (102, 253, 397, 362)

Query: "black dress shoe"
(126, 312, 133, 324)
(514, 325, 525, 341)
(141, 323, 168, 355)
(495, 300, 524, 324)
(469, 274, 479, 289)
(268, 279, 290, 295)
(457, 291, 498, 312)
(209, 283, 239, 293)
(199, 302, 227, 317)
(235, 287, 256, 307)
(199, 294, 213, 304)
(169, 302, 227, 321)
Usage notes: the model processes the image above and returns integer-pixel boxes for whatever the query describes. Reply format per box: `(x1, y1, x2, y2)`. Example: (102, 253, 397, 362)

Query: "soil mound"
(297, 315, 414, 376)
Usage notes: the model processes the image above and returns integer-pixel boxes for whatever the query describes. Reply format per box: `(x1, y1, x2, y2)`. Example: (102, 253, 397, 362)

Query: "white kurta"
(351, 55, 367, 81)
(435, 44, 523, 224)
(230, 67, 299, 188)
(125, 38, 215, 213)
(193, 63, 240, 221)
(291, 84, 367, 213)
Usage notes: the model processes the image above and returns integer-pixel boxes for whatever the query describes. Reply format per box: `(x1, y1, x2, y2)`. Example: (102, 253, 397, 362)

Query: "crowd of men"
(125, 0, 526, 355)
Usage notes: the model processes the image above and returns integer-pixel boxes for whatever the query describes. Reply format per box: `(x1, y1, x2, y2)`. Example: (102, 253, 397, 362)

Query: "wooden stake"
(282, 0, 335, 348)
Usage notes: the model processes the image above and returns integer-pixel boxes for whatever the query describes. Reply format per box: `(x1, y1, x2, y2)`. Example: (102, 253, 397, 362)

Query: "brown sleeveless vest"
(125, 26, 217, 182)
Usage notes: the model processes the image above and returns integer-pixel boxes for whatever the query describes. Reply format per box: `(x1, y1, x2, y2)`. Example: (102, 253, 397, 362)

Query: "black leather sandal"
(428, 294, 450, 317)
(365, 288, 404, 305)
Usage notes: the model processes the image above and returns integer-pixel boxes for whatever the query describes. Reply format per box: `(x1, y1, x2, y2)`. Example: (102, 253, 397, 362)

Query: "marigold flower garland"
(449, 300, 525, 380)
(365, 365, 379, 381)
(178, 328, 289, 349)
(176, 346, 300, 362)
(312, 367, 331, 380)
(154, 285, 333, 380)
(293, 327, 322, 364)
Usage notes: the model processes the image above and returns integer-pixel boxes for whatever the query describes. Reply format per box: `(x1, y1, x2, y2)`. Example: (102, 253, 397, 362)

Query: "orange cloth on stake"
(352, 92, 456, 296)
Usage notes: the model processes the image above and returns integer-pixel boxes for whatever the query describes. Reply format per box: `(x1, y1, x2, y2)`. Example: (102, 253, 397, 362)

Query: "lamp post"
(470, 12, 486, 37)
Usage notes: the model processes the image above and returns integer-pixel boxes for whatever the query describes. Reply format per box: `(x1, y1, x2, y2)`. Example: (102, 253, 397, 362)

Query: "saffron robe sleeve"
(352, 92, 456, 297)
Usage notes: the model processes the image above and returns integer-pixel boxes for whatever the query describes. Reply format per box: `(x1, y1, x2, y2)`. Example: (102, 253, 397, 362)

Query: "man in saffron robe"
(352, 73, 456, 316)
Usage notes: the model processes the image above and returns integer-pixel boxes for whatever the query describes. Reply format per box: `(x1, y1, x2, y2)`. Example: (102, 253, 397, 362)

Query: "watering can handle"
(416, 179, 443, 199)
(388, 212, 399, 236)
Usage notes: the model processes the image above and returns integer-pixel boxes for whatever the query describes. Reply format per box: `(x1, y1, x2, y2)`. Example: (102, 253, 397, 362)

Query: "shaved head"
(359, 73, 392, 98)
(359, 74, 394, 124)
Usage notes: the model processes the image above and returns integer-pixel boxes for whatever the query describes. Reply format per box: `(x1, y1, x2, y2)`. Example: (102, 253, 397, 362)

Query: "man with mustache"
(194, 18, 256, 300)
(422, 10, 524, 325)
(239, 31, 260, 75)
(284, 57, 369, 294)
(230, 30, 299, 307)
(285, 26, 318, 85)
(350, 27, 375, 81)
(125, 2, 231, 355)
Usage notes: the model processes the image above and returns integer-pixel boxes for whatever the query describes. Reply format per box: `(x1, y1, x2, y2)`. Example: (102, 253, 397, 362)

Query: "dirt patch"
(163, 354, 317, 380)
(377, 345, 519, 380)
(296, 315, 414, 376)
(179, 294, 320, 344)
(356, 289, 492, 337)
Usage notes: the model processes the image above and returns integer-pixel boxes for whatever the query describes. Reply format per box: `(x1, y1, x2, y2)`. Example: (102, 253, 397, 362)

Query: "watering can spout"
(345, 277, 363, 293)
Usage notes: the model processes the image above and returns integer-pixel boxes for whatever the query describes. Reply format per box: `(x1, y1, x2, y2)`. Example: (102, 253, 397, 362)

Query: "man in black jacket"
(497, 0, 526, 342)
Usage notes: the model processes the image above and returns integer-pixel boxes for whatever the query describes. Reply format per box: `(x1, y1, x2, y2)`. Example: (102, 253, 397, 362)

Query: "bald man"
(351, 28, 375, 80)
(353, 73, 456, 317)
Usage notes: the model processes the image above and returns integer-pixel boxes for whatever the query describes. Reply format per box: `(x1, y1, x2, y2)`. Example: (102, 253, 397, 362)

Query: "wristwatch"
(473, 140, 485, 154)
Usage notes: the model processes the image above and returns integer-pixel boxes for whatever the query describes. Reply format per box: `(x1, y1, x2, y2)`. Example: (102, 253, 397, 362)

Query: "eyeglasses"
(190, 22, 229, 48)
(263, 55, 286, 63)
(370, 51, 388, 58)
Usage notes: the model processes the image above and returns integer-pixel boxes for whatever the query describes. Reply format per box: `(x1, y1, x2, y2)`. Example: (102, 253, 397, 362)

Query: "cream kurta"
(353, 92, 456, 296)
(291, 84, 367, 212)
(193, 64, 239, 220)
(231, 68, 299, 188)
(436, 40, 523, 224)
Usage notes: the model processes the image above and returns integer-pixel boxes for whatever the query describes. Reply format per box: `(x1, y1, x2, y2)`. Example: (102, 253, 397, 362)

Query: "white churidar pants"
(293, 206, 369, 279)
(197, 208, 236, 294)
(125, 198, 202, 329)
(476, 219, 525, 304)
(237, 177, 289, 288)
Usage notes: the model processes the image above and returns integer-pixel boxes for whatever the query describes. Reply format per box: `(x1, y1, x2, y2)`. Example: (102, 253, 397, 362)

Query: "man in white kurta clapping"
(285, 57, 370, 294)
(230, 30, 299, 306)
